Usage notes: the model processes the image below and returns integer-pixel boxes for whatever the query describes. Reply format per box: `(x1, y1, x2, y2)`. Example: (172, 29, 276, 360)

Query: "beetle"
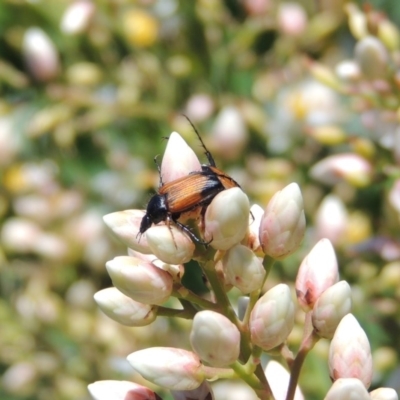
(138, 117, 241, 244)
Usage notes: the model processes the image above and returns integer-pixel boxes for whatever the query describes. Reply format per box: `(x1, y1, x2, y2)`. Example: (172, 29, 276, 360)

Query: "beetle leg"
(153, 155, 164, 188)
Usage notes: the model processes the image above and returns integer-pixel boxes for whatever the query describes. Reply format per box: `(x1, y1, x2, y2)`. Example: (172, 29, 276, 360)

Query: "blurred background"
(1, 0, 400, 399)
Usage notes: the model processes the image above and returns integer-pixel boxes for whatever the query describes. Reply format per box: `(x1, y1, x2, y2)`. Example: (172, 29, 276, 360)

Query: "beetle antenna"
(154, 155, 164, 187)
(181, 114, 216, 167)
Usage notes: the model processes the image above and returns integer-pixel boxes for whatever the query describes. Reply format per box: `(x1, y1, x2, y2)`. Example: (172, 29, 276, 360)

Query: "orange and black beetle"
(139, 118, 240, 244)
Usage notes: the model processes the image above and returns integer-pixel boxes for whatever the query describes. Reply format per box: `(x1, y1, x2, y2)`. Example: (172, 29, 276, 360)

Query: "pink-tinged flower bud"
(222, 244, 265, 294)
(315, 195, 348, 246)
(246, 204, 264, 255)
(250, 284, 295, 351)
(345, 4, 367, 40)
(184, 94, 215, 123)
(204, 188, 250, 250)
(324, 378, 370, 400)
(265, 360, 304, 400)
(312, 281, 352, 339)
(355, 36, 389, 80)
(171, 381, 214, 400)
(259, 183, 305, 260)
(103, 210, 152, 254)
(88, 380, 161, 400)
(190, 310, 240, 367)
(277, 2, 307, 37)
(22, 28, 59, 82)
(211, 106, 248, 161)
(60, 1, 95, 35)
(329, 314, 373, 388)
(335, 60, 361, 82)
(161, 132, 201, 183)
(94, 287, 157, 327)
(106, 256, 173, 305)
(145, 225, 195, 265)
(310, 154, 372, 187)
(127, 348, 204, 391)
(296, 238, 339, 311)
(370, 387, 399, 400)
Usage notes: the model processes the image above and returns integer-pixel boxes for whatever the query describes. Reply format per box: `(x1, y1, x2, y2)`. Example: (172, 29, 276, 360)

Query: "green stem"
(262, 256, 275, 280)
(172, 285, 219, 311)
(156, 306, 195, 319)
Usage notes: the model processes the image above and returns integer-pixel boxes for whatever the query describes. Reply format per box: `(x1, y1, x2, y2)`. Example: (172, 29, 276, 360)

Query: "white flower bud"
(259, 183, 305, 260)
(329, 314, 372, 388)
(88, 380, 160, 400)
(145, 225, 195, 265)
(103, 210, 152, 254)
(106, 256, 173, 305)
(190, 311, 240, 367)
(250, 284, 295, 351)
(60, 0, 95, 35)
(370, 387, 399, 400)
(312, 281, 352, 339)
(324, 378, 370, 400)
(204, 188, 250, 250)
(94, 288, 157, 326)
(23, 27, 59, 82)
(127, 348, 204, 391)
(222, 244, 265, 294)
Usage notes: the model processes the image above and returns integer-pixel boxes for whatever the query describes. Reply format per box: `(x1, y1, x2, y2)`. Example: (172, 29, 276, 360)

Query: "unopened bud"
(370, 387, 399, 400)
(60, 0, 95, 35)
(145, 225, 195, 265)
(250, 284, 295, 350)
(88, 380, 161, 400)
(355, 36, 389, 80)
(106, 256, 173, 305)
(222, 244, 265, 294)
(23, 27, 59, 82)
(204, 188, 250, 250)
(345, 4, 368, 40)
(190, 310, 240, 367)
(378, 19, 400, 51)
(312, 281, 352, 339)
(94, 287, 157, 327)
(259, 183, 305, 260)
(296, 238, 339, 311)
(329, 314, 373, 388)
(324, 378, 370, 400)
(127, 348, 204, 391)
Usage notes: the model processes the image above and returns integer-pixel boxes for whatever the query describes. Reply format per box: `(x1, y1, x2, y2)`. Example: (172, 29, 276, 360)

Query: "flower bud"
(355, 36, 389, 80)
(310, 154, 372, 187)
(315, 195, 348, 246)
(259, 183, 305, 260)
(184, 94, 215, 123)
(127, 348, 204, 391)
(122, 9, 159, 48)
(296, 238, 339, 311)
(312, 281, 352, 339)
(250, 284, 295, 351)
(60, 0, 95, 35)
(103, 210, 152, 254)
(211, 106, 248, 160)
(277, 2, 307, 37)
(161, 132, 201, 183)
(222, 244, 265, 294)
(204, 188, 250, 250)
(94, 287, 157, 327)
(335, 60, 361, 82)
(329, 314, 373, 388)
(370, 388, 399, 400)
(106, 256, 173, 305)
(145, 225, 195, 265)
(324, 378, 370, 400)
(246, 203, 264, 255)
(88, 380, 161, 400)
(190, 310, 240, 367)
(345, 4, 368, 40)
(378, 20, 400, 51)
(265, 360, 304, 400)
(22, 27, 60, 82)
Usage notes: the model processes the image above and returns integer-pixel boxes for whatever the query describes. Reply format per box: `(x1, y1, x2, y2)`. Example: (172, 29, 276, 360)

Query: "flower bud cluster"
(91, 131, 387, 400)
